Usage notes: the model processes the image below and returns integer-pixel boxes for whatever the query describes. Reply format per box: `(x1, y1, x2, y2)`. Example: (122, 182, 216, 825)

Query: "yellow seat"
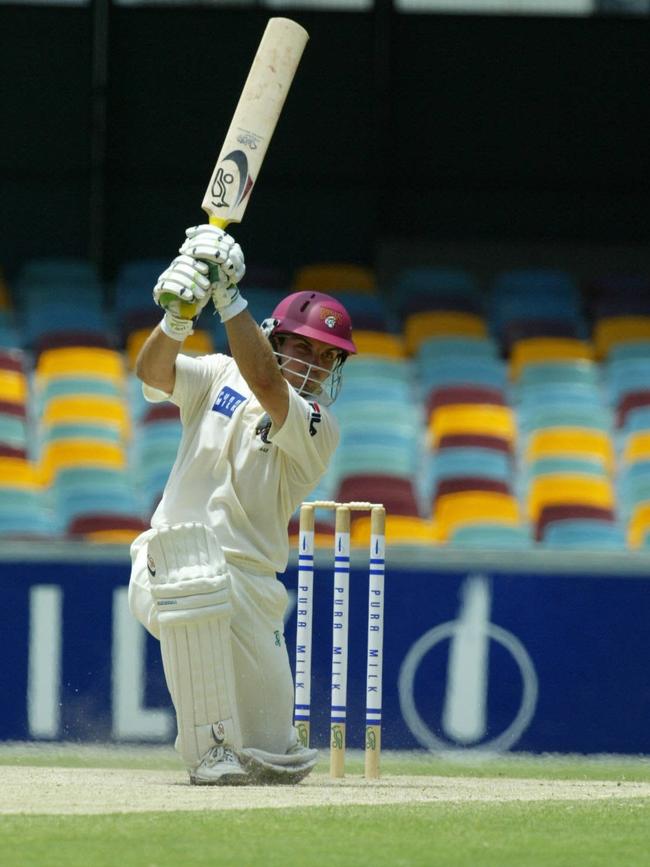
(351, 515, 438, 546)
(292, 263, 377, 294)
(525, 427, 614, 472)
(526, 474, 614, 522)
(428, 404, 516, 447)
(41, 396, 130, 439)
(509, 338, 595, 381)
(36, 347, 126, 384)
(352, 331, 406, 359)
(39, 440, 127, 485)
(622, 432, 650, 464)
(0, 458, 41, 488)
(594, 316, 650, 359)
(404, 312, 487, 356)
(434, 492, 520, 542)
(126, 328, 214, 370)
(83, 528, 143, 544)
(0, 369, 27, 403)
(628, 502, 650, 548)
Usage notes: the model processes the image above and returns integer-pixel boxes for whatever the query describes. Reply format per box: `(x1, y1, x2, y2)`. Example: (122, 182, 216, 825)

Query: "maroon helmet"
(266, 291, 356, 354)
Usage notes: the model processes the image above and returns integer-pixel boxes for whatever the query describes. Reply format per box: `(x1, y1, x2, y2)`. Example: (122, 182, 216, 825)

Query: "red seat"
(143, 403, 181, 423)
(67, 514, 149, 537)
(536, 504, 615, 541)
(426, 385, 506, 416)
(437, 433, 513, 454)
(34, 331, 113, 359)
(336, 473, 420, 516)
(617, 390, 650, 427)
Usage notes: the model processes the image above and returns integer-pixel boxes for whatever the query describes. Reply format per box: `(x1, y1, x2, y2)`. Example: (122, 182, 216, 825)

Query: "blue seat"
(0, 509, 59, 537)
(491, 268, 580, 302)
(332, 444, 417, 484)
(0, 413, 27, 449)
(516, 383, 605, 411)
(605, 359, 650, 405)
(517, 361, 600, 389)
(17, 257, 100, 288)
(525, 456, 608, 479)
(344, 356, 412, 384)
(336, 379, 413, 405)
(23, 302, 110, 346)
(449, 523, 532, 549)
(608, 341, 650, 363)
(416, 336, 499, 364)
(333, 400, 422, 435)
(418, 357, 508, 393)
(395, 267, 480, 299)
(517, 403, 612, 435)
(622, 407, 650, 435)
(36, 377, 123, 412)
(542, 520, 627, 550)
(0, 323, 22, 349)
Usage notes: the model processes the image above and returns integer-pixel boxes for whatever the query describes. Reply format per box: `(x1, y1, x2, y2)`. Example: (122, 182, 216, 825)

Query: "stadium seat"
(509, 338, 595, 381)
(433, 491, 520, 542)
(351, 331, 405, 358)
(605, 358, 650, 407)
(432, 476, 511, 504)
(535, 503, 615, 542)
(336, 473, 420, 516)
(404, 311, 487, 356)
(541, 519, 626, 549)
(350, 514, 437, 546)
(418, 357, 508, 395)
(524, 428, 614, 471)
(526, 475, 615, 523)
(449, 522, 532, 549)
(428, 404, 516, 448)
(40, 395, 130, 440)
(292, 263, 377, 294)
(416, 335, 499, 363)
(616, 391, 650, 428)
(426, 385, 506, 415)
(594, 315, 650, 359)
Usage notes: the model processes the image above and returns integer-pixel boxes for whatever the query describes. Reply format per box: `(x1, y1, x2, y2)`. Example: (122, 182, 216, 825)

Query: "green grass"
(1, 801, 650, 867)
(2, 747, 650, 866)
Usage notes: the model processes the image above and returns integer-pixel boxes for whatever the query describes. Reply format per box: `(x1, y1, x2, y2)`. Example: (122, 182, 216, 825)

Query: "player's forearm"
(135, 324, 182, 394)
(224, 309, 286, 396)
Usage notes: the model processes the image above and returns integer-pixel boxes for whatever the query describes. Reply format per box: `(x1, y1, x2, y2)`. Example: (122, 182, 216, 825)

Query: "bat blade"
(202, 17, 309, 228)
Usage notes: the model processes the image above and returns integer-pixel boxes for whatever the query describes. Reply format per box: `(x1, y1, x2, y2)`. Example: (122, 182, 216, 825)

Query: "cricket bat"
(168, 17, 308, 317)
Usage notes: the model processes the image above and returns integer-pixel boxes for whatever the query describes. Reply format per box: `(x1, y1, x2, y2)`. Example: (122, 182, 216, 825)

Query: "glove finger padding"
(179, 225, 246, 285)
(153, 255, 211, 307)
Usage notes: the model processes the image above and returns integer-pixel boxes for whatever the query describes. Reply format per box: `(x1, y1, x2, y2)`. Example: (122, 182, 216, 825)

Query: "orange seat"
(627, 502, 650, 548)
(509, 338, 595, 381)
(292, 263, 376, 294)
(0, 457, 41, 488)
(526, 474, 615, 522)
(594, 316, 650, 359)
(0, 369, 27, 404)
(622, 432, 650, 464)
(352, 331, 406, 359)
(525, 428, 614, 472)
(126, 328, 214, 370)
(404, 312, 487, 356)
(434, 491, 520, 542)
(36, 347, 125, 383)
(39, 440, 127, 485)
(351, 514, 438, 546)
(428, 404, 516, 447)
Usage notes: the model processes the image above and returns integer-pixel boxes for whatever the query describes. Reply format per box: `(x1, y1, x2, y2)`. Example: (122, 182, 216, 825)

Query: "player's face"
(274, 334, 343, 402)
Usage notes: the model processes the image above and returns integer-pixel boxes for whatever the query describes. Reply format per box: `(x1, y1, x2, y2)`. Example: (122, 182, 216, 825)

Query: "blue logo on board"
(212, 386, 246, 418)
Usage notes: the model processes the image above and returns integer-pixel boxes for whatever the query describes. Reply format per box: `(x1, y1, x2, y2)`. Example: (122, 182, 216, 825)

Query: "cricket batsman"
(128, 224, 356, 785)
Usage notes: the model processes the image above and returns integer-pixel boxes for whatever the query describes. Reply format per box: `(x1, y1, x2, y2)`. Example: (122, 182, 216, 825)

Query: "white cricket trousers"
(128, 532, 297, 755)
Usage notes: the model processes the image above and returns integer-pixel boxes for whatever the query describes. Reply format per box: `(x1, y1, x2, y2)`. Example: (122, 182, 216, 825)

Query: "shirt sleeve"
(267, 387, 339, 484)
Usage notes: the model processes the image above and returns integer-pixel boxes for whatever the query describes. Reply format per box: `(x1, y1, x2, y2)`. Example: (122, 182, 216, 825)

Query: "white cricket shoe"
(189, 746, 249, 786)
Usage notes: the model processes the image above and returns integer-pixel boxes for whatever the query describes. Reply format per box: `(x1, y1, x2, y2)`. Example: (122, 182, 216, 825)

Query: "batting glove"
(179, 225, 248, 323)
(153, 254, 211, 341)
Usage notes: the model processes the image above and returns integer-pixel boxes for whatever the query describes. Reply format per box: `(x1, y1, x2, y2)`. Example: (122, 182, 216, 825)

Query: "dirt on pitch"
(3, 765, 650, 815)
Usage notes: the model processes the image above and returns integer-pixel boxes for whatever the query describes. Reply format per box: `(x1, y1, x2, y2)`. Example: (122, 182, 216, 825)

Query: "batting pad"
(147, 523, 242, 766)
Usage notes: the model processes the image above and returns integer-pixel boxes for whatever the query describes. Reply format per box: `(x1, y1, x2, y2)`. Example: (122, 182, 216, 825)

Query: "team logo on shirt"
(212, 386, 246, 418)
(308, 402, 322, 437)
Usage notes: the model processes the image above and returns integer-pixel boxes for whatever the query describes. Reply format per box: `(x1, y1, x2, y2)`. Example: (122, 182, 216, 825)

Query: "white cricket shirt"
(141, 353, 338, 574)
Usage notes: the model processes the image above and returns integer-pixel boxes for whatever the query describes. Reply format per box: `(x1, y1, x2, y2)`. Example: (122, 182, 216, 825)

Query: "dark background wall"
(1, 5, 648, 280)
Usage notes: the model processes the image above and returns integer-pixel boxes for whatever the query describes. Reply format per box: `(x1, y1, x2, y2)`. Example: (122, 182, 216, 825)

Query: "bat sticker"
(211, 150, 254, 210)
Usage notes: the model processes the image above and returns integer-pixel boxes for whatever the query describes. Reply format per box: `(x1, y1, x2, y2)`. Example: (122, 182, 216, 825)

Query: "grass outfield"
(1, 747, 650, 867)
